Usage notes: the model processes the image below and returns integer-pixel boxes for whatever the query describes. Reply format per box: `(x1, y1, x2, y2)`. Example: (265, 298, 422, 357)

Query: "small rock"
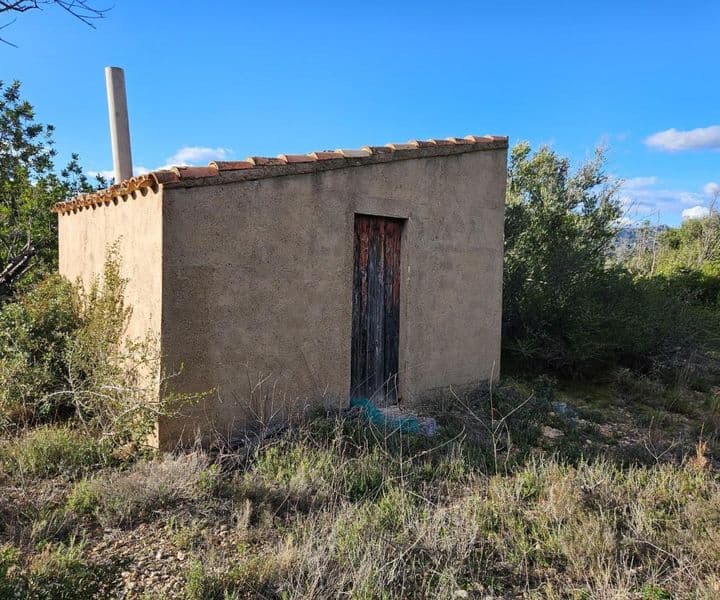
(552, 401, 575, 416)
(542, 425, 564, 439)
(419, 417, 439, 437)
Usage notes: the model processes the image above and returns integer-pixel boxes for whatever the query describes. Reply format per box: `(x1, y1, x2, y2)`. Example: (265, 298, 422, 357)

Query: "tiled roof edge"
(53, 135, 508, 215)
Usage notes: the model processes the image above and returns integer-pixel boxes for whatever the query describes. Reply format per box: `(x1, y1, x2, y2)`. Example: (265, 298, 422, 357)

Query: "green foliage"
(503, 142, 624, 371)
(641, 584, 673, 600)
(0, 247, 178, 445)
(0, 425, 109, 479)
(183, 559, 212, 600)
(656, 210, 720, 275)
(504, 142, 720, 374)
(0, 543, 23, 598)
(0, 273, 79, 425)
(0, 80, 103, 295)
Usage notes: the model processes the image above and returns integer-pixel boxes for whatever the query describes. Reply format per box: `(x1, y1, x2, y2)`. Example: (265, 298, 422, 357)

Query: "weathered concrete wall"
(57, 190, 164, 434)
(158, 149, 506, 445)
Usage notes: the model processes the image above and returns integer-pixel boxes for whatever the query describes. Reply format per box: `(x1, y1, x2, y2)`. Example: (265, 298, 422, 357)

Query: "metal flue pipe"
(105, 66, 133, 183)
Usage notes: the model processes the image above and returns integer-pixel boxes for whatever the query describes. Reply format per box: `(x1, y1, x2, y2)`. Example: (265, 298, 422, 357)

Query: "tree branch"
(0, 0, 110, 45)
(0, 239, 35, 298)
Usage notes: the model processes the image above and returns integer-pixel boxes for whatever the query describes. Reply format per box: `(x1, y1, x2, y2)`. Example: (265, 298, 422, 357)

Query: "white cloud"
(618, 175, 709, 223)
(682, 205, 710, 220)
(164, 146, 231, 166)
(678, 192, 700, 206)
(87, 145, 232, 183)
(622, 176, 657, 189)
(645, 125, 720, 151)
(703, 181, 720, 197)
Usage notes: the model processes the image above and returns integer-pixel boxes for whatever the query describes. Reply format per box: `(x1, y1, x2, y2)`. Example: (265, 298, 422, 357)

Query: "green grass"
(0, 425, 110, 479)
(0, 538, 122, 599)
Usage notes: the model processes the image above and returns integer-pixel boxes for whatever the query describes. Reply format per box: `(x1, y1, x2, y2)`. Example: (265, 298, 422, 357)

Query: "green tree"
(0, 80, 101, 299)
(503, 142, 624, 371)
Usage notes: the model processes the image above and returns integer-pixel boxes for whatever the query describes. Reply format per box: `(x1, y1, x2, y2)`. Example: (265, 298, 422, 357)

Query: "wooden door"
(350, 215, 402, 402)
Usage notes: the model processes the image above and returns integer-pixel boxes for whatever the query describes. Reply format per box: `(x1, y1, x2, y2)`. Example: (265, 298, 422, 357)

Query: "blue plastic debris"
(350, 397, 438, 436)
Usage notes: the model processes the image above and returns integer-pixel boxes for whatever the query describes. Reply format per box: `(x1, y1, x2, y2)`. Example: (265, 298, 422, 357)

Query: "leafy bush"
(503, 142, 625, 372)
(0, 425, 109, 479)
(503, 142, 720, 374)
(0, 248, 183, 446)
(0, 274, 79, 426)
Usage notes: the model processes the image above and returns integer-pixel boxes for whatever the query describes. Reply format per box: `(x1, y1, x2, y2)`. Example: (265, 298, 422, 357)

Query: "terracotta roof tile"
(152, 170, 180, 184)
(446, 137, 474, 145)
(361, 145, 393, 154)
(336, 149, 372, 158)
(53, 133, 508, 215)
(411, 140, 437, 148)
(309, 151, 344, 160)
(385, 143, 417, 150)
(278, 154, 318, 163)
(246, 156, 286, 166)
(172, 166, 219, 179)
(210, 160, 254, 171)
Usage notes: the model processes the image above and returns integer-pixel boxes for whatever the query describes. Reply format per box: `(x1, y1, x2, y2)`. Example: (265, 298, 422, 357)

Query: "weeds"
(0, 425, 110, 479)
(0, 538, 121, 599)
(67, 452, 210, 527)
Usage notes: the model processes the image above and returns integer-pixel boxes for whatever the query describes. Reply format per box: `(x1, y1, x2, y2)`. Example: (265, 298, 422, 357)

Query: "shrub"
(1, 425, 109, 479)
(0, 247, 189, 446)
(66, 452, 209, 527)
(503, 142, 720, 375)
(63, 248, 166, 445)
(503, 142, 623, 373)
(0, 274, 79, 426)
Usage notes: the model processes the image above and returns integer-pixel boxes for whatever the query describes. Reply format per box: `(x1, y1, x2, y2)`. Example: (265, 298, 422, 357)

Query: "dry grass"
(166, 405, 720, 599)
(1, 379, 719, 598)
(66, 452, 211, 527)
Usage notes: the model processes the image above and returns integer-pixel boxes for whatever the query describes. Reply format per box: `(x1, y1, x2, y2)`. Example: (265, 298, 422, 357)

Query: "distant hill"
(613, 224, 670, 259)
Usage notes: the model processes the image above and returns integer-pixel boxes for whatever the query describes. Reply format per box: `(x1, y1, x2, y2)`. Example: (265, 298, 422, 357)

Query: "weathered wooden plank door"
(351, 215, 402, 402)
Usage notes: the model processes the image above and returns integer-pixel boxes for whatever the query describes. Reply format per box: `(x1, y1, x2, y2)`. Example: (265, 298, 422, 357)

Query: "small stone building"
(54, 135, 508, 448)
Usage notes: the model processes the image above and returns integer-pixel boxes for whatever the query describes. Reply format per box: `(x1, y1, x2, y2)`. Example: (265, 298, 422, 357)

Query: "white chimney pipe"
(105, 66, 133, 182)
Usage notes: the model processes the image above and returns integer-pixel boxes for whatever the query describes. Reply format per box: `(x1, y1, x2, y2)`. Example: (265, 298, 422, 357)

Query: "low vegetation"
(2, 402, 719, 598)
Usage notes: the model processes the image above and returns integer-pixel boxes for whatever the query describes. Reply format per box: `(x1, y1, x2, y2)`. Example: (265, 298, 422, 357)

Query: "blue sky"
(2, 0, 718, 225)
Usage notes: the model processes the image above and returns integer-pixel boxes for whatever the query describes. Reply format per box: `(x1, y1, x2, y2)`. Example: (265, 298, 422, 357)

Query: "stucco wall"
(57, 189, 164, 429)
(158, 148, 506, 445)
